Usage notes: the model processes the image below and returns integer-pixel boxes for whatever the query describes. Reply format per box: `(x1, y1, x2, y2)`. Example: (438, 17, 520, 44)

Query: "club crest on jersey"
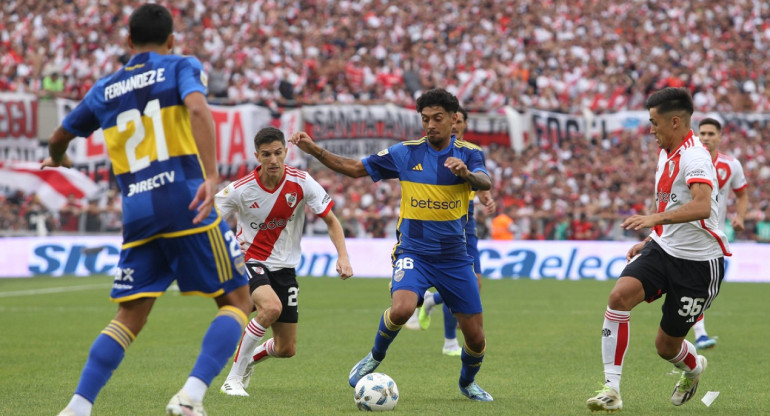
(285, 192, 298, 208)
(668, 160, 676, 177)
(718, 168, 727, 180)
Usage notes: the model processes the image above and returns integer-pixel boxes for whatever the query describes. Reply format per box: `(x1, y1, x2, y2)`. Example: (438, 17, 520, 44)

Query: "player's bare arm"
(621, 182, 712, 231)
(185, 91, 219, 224)
(289, 131, 368, 178)
(41, 126, 76, 169)
(732, 187, 748, 232)
(444, 157, 491, 190)
(322, 211, 353, 280)
(477, 190, 496, 215)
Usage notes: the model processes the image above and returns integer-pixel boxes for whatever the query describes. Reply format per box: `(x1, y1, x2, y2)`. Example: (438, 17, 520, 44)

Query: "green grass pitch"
(0, 276, 768, 415)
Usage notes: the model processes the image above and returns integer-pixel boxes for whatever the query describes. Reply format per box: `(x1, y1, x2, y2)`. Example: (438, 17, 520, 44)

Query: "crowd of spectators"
(3, 115, 770, 242)
(2, 0, 770, 242)
(3, 0, 770, 113)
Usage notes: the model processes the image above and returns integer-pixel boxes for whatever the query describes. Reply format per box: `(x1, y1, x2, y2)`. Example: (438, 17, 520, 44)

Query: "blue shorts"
(391, 253, 482, 315)
(110, 221, 249, 302)
(466, 234, 481, 274)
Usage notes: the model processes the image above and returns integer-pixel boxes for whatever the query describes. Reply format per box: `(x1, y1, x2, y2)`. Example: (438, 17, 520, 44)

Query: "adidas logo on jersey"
(250, 201, 260, 209)
(412, 163, 423, 171)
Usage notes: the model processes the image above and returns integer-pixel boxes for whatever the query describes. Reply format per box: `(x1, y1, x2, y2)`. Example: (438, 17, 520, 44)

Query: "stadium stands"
(1, 0, 768, 240)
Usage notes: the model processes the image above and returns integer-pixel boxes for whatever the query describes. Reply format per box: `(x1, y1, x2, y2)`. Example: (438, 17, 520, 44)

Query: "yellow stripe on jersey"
(455, 140, 482, 151)
(179, 289, 225, 298)
(400, 181, 470, 221)
(469, 190, 476, 202)
(105, 104, 198, 175)
(121, 217, 221, 249)
(403, 137, 427, 146)
(100, 320, 136, 350)
(110, 291, 165, 303)
(208, 227, 232, 283)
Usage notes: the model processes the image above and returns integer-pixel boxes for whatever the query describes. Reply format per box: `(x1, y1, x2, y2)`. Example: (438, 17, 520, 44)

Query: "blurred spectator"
(754, 209, 770, 244)
(83, 199, 102, 232)
(40, 71, 64, 99)
(491, 206, 516, 240)
(58, 194, 82, 232)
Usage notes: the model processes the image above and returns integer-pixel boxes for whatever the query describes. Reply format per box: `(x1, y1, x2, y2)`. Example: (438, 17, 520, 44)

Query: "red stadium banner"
(299, 104, 515, 158)
(0, 93, 39, 161)
(0, 161, 100, 212)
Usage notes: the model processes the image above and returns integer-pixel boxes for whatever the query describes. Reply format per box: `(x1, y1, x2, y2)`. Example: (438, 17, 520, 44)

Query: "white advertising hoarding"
(1, 236, 768, 283)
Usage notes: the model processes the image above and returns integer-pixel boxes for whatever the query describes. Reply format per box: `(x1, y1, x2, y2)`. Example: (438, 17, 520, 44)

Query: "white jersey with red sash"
(713, 152, 748, 226)
(216, 165, 333, 271)
(650, 131, 731, 260)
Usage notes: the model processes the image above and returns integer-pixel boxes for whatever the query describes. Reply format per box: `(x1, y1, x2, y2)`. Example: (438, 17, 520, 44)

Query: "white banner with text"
(1, 236, 768, 283)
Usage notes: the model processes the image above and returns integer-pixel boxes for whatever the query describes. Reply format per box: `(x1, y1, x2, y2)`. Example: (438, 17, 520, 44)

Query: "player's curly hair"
(254, 126, 285, 149)
(645, 87, 693, 116)
(416, 88, 460, 115)
(129, 4, 174, 46)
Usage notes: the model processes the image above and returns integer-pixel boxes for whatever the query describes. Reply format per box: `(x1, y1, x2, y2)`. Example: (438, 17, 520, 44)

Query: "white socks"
(669, 340, 701, 376)
(601, 307, 630, 393)
(227, 319, 267, 379)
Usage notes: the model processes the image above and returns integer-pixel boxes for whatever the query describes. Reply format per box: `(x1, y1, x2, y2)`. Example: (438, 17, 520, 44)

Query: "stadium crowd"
(3, 119, 770, 242)
(3, 0, 770, 113)
(2, 0, 770, 242)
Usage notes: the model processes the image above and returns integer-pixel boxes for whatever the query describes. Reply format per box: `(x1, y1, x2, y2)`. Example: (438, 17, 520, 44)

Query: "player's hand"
(336, 257, 353, 280)
(444, 157, 470, 178)
(289, 131, 315, 153)
(40, 154, 73, 169)
(478, 190, 496, 215)
(731, 217, 745, 232)
(620, 214, 656, 231)
(189, 177, 217, 224)
(626, 241, 647, 261)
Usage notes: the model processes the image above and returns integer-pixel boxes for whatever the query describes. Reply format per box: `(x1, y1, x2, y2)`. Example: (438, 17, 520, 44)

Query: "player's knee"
(464, 333, 485, 353)
(388, 307, 413, 325)
(259, 301, 282, 324)
(607, 289, 634, 311)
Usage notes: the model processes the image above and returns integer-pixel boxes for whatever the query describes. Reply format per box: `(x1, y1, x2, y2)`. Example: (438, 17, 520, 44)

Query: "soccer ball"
(354, 373, 399, 411)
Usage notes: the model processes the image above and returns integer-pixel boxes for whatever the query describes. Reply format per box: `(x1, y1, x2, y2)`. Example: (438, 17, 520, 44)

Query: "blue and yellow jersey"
(62, 52, 215, 247)
(462, 139, 487, 238)
(362, 136, 489, 258)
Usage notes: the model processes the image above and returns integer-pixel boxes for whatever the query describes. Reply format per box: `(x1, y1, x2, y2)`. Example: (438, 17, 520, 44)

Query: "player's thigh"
(164, 223, 249, 296)
(245, 261, 277, 306)
(390, 253, 432, 301)
(618, 241, 670, 306)
(268, 268, 300, 323)
(111, 239, 175, 302)
(431, 256, 482, 315)
(660, 256, 724, 337)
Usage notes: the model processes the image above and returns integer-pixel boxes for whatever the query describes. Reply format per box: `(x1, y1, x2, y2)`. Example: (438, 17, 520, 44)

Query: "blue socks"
(74, 320, 135, 402)
(372, 309, 402, 361)
(190, 306, 248, 385)
(459, 344, 485, 387)
(442, 304, 458, 339)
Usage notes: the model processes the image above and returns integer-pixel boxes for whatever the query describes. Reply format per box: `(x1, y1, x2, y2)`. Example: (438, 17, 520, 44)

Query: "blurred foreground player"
(45, 4, 252, 416)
